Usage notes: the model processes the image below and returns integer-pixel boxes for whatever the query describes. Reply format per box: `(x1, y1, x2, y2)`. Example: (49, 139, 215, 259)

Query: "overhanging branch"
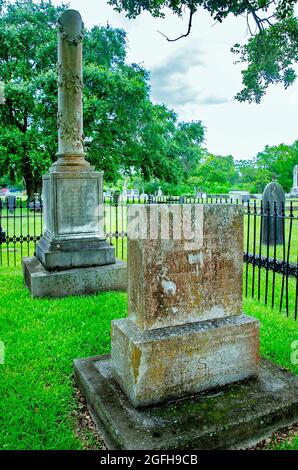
(157, 2, 195, 42)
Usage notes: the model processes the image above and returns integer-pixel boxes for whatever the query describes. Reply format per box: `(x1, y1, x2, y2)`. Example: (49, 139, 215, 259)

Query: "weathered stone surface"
(261, 181, 285, 246)
(54, 9, 89, 172)
(111, 315, 259, 407)
(35, 170, 114, 270)
(127, 204, 243, 330)
(22, 256, 127, 298)
(36, 238, 115, 271)
(74, 356, 298, 450)
(32, 10, 117, 277)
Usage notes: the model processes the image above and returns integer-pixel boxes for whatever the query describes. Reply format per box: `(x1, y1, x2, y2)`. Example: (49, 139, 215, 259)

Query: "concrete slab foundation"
(22, 256, 127, 298)
(111, 315, 259, 407)
(74, 355, 298, 450)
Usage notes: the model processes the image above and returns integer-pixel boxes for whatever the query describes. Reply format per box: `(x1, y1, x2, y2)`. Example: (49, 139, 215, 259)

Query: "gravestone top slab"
(127, 204, 243, 330)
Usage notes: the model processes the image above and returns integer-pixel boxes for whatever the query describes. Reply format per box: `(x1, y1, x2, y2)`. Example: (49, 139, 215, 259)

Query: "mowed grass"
(0, 266, 297, 450)
(0, 266, 127, 450)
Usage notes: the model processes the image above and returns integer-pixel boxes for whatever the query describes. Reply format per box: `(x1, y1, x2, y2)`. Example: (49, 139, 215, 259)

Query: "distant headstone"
(113, 190, 120, 204)
(157, 186, 163, 197)
(29, 193, 42, 211)
(5, 195, 16, 212)
(261, 181, 285, 245)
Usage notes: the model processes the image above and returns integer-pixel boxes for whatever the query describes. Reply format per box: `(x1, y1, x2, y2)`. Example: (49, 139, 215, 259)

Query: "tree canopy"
(108, 0, 298, 103)
(186, 140, 298, 195)
(0, 0, 205, 197)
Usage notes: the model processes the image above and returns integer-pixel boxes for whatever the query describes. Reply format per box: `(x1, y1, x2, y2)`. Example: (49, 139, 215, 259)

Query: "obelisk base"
(22, 168, 127, 296)
(22, 256, 127, 298)
(35, 169, 114, 271)
(111, 315, 260, 408)
(36, 237, 115, 271)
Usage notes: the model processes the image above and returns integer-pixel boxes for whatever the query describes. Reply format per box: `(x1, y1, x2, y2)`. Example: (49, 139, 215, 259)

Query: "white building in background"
(228, 190, 250, 203)
(291, 165, 298, 197)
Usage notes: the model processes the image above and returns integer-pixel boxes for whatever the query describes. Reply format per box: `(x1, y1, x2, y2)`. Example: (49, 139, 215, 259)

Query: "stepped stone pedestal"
(22, 10, 126, 297)
(75, 204, 297, 448)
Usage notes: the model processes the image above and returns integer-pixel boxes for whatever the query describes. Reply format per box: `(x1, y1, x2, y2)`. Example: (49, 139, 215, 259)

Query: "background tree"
(189, 153, 237, 193)
(0, 0, 205, 197)
(0, 0, 64, 198)
(254, 141, 298, 191)
(234, 159, 270, 193)
(108, 0, 298, 103)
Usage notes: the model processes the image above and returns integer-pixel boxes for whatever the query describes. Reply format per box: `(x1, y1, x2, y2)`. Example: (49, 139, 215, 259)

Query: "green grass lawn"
(0, 266, 297, 450)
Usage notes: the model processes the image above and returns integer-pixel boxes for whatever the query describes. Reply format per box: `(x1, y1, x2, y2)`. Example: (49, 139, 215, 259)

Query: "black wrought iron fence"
(243, 200, 297, 320)
(0, 195, 297, 319)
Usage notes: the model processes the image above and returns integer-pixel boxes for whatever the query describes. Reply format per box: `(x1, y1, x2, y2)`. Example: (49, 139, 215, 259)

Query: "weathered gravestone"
(74, 204, 298, 449)
(5, 195, 16, 213)
(291, 165, 298, 197)
(112, 204, 259, 406)
(22, 10, 126, 297)
(261, 181, 285, 245)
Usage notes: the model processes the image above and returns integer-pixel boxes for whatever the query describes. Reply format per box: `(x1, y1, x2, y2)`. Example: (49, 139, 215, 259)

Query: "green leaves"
(234, 15, 298, 103)
(108, 0, 298, 103)
(0, 0, 205, 194)
(190, 153, 237, 193)
(0, 0, 64, 196)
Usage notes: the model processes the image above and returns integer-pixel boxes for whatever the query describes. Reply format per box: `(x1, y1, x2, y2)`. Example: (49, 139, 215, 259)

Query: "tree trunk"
(24, 173, 42, 201)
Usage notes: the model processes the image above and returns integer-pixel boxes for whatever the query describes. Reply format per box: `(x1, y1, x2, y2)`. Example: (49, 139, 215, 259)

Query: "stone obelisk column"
(54, 9, 89, 172)
(22, 10, 126, 297)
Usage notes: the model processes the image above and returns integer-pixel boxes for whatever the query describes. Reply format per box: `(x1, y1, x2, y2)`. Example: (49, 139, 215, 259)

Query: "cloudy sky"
(51, 0, 298, 160)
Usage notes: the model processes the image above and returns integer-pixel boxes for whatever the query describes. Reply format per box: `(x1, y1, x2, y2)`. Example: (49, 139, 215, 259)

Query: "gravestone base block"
(36, 237, 115, 271)
(38, 169, 109, 270)
(22, 256, 127, 298)
(74, 355, 298, 450)
(111, 316, 259, 408)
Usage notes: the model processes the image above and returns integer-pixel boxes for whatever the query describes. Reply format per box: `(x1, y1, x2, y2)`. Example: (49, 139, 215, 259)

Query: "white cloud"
(150, 46, 205, 106)
(198, 94, 232, 105)
(50, 0, 298, 159)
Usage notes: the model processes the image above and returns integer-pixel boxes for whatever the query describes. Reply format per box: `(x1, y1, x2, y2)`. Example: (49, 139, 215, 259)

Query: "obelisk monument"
(23, 10, 126, 297)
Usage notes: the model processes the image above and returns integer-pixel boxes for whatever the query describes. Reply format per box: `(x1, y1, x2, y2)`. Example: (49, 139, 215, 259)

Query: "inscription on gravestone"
(57, 179, 98, 235)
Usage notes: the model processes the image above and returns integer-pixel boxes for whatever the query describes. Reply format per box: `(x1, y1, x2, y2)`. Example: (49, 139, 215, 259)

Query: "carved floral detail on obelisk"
(54, 9, 86, 165)
(58, 26, 84, 45)
(58, 71, 83, 92)
(57, 114, 84, 150)
(58, 17, 84, 46)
